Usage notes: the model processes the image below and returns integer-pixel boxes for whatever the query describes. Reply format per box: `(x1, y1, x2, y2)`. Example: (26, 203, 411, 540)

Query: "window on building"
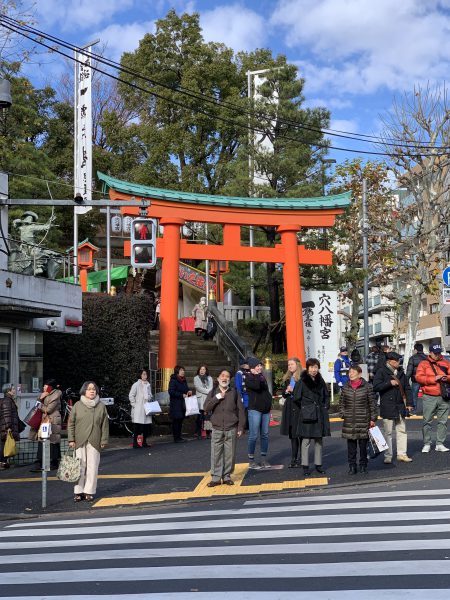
(0, 331, 11, 392)
(373, 295, 381, 306)
(446, 317, 450, 337)
(430, 303, 439, 314)
(19, 331, 43, 394)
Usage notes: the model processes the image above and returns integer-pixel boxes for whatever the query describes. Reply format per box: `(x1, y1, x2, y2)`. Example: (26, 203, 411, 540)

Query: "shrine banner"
(301, 291, 338, 383)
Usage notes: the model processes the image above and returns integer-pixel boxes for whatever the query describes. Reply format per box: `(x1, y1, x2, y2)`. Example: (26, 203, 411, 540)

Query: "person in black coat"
(340, 365, 377, 474)
(294, 358, 330, 477)
(168, 365, 191, 443)
(405, 342, 427, 415)
(373, 351, 413, 464)
(245, 357, 272, 469)
(280, 357, 303, 467)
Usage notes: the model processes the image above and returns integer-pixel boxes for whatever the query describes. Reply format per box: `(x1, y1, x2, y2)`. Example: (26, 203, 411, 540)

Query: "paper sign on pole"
(302, 290, 339, 383)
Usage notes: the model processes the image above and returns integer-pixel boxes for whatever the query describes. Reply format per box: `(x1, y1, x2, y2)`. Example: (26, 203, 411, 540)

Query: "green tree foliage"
(43, 294, 155, 399)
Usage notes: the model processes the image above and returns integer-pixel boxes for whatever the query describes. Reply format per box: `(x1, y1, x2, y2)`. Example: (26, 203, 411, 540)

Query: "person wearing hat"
(334, 347, 351, 391)
(373, 351, 413, 464)
(405, 342, 428, 415)
(245, 357, 272, 469)
(415, 343, 450, 453)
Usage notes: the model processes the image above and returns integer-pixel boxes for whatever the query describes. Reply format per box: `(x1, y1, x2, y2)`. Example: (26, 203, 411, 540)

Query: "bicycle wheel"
(120, 408, 134, 434)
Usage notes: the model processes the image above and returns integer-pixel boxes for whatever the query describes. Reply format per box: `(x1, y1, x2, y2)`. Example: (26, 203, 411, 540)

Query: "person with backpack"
(203, 368, 245, 487)
(415, 343, 450, 453)
(405, 342, 427, 415)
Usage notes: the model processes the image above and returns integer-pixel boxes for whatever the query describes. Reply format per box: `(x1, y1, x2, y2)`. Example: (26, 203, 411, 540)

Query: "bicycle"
(60, 387, 79, 429)
(105, 399, 133, 435)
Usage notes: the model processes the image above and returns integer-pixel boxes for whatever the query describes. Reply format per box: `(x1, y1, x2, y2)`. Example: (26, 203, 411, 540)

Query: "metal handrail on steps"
(208, 302, 253, 370)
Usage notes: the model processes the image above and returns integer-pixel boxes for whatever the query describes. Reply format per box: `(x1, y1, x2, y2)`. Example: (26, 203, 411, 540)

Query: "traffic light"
(130, 218, 157, 268)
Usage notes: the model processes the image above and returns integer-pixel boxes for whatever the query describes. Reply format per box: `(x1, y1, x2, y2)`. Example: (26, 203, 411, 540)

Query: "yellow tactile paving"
(93, 464, 328, 508)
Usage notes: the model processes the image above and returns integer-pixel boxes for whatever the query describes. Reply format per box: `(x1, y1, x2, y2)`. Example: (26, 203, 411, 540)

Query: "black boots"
(348, 464, 357, 475)
(315, 465, 326, 474)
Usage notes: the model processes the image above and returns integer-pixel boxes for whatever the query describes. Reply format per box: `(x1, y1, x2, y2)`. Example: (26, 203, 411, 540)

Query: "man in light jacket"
(204, 368, 245, 487)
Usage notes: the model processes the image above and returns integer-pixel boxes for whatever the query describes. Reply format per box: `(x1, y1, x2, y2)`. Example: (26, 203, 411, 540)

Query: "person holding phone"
(168, 365, 191, 443)
(203, 368, 245, 487)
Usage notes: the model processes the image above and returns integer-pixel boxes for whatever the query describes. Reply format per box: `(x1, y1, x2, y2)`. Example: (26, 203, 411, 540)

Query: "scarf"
(140, 380, 151, 401)
(81, 394, 100, 408)
(386, 363, 398, 376)
(350, 378, 363, 389)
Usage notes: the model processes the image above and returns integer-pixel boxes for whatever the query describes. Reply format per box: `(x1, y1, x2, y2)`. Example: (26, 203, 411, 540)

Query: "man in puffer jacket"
(415, 342, 450, 453)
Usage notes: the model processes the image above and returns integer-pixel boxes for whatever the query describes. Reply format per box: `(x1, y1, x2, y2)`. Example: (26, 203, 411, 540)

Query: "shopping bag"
(56, 450, 81, 483)
(369, 425, 389, 452)
(3, 430, 16, 457)
(38, 414, 52, 439)
(185, 395, 200, 416)
(368, 435, 381, 459)
(144, 400, 162, 415)
(24, 404, 43, 430)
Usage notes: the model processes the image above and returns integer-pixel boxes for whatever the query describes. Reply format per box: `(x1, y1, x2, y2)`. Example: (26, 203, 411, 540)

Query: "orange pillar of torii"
(98, 172, 351, 381)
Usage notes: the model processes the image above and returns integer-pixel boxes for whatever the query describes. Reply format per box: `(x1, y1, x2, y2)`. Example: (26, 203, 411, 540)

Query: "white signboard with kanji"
(443, 287, 450, 304)
(302, 290, 339, 383)
(74, 48, 93, 214)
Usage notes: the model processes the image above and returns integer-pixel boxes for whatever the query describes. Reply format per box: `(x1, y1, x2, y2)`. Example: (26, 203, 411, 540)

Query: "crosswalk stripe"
(3, 521, 450, 550)
(2, 537, 450, 564)
(0, 592, 446, 600)
(8, 495, 450, 529)
(1, 561, 450, 585)
(244, 487, 450, 505)
(2, 509, 450, 538)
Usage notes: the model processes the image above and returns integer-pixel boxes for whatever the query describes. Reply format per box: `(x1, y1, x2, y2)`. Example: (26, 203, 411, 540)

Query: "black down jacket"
(293, 371, 330, 439)
(339, 379, 377, 440)
(373, 364, 412, 419)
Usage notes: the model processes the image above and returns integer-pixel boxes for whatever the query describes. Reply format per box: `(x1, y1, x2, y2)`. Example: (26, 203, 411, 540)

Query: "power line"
(1, 16, 450, 157)
(1, 15, 447, 151)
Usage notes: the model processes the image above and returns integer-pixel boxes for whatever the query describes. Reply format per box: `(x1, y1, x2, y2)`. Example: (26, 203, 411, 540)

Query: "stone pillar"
(158, 218, 184, 382)
(278, 225, 306, 365)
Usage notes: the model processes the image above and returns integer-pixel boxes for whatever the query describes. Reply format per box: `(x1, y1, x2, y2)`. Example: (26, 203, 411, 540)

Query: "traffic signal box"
(130, 218, 157, 268)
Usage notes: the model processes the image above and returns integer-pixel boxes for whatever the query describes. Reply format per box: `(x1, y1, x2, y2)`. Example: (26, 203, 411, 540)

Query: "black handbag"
(429, 362, 450, 401)
(301, 402, 318, 423)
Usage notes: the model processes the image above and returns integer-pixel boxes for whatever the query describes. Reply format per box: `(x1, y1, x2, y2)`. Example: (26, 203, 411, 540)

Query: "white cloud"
(201, 4, 266, 51)
(330, 118, 359, 134)
(36, 0, 135, 31)
(271, 0, 450, 95)
(92, 22, 155, 61)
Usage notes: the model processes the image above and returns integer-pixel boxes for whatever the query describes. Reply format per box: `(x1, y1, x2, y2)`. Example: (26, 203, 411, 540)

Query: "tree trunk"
(404, 281, 422, 363)
(266, 261, 283, 353)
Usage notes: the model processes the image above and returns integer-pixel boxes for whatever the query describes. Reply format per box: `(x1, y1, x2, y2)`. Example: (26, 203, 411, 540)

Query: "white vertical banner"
(74, 48, 93, 214)
(302, 290, 339, 383)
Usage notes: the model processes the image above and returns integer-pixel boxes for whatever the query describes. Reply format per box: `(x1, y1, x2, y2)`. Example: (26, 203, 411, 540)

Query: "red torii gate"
(98, 173, 350, 383)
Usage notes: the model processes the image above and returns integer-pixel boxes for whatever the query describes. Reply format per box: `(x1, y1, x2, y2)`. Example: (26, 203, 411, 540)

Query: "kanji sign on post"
(443, 288, 450, 304)
(301, 290, 338, 383)
(130, 218, 157, 268)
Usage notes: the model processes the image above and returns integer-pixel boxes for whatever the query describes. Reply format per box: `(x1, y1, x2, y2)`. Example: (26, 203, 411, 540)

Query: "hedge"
(43, 293, 155, 399)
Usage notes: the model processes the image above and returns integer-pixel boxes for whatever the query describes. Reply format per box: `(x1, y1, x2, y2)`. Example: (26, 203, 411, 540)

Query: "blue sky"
(13, 0, 450, 164)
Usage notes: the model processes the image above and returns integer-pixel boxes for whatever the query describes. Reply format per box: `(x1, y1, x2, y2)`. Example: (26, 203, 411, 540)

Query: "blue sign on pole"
(443, 267, 450, 287)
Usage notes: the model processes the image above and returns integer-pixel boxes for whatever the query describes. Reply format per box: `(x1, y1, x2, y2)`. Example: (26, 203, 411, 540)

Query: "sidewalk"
(1, 418, 449, 518)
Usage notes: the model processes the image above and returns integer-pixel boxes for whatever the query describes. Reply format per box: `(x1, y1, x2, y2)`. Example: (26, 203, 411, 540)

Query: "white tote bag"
(369, 425, 389, 452)
(144, 400, 162, 415)
(185, 395, 200, 416)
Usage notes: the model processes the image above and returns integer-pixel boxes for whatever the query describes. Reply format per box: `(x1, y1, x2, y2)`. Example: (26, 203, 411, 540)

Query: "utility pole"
(362, 178, 370, 358)
(247, 66, 283, 318)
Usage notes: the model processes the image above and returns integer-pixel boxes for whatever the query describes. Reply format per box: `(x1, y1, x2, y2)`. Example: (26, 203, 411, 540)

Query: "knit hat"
(248, 357, 263, 369)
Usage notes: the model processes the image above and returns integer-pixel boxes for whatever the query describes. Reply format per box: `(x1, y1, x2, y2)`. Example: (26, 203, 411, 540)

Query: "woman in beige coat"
(68, 381, 109, 502)
(29, 379, 62, 471)
(129, 369, 153, 448)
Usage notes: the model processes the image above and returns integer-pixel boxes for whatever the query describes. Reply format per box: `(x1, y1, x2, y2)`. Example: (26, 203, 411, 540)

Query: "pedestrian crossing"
(1, 486, 450, 597)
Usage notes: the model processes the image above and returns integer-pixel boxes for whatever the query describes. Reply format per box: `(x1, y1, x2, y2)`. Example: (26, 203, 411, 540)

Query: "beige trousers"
(382, 417, 407, 459)
(74, 442, 100, 495)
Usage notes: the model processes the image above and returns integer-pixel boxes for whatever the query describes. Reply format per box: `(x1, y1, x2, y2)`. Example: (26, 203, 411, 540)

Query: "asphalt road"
(1, 418, 450, 517)
(2, 476, 450, 598)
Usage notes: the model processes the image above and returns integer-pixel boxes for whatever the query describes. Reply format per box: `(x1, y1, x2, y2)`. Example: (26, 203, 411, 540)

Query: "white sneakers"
(435, 444, 450, 452)
(397, 454, 413, 462)
(422, 443, 449, 452)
